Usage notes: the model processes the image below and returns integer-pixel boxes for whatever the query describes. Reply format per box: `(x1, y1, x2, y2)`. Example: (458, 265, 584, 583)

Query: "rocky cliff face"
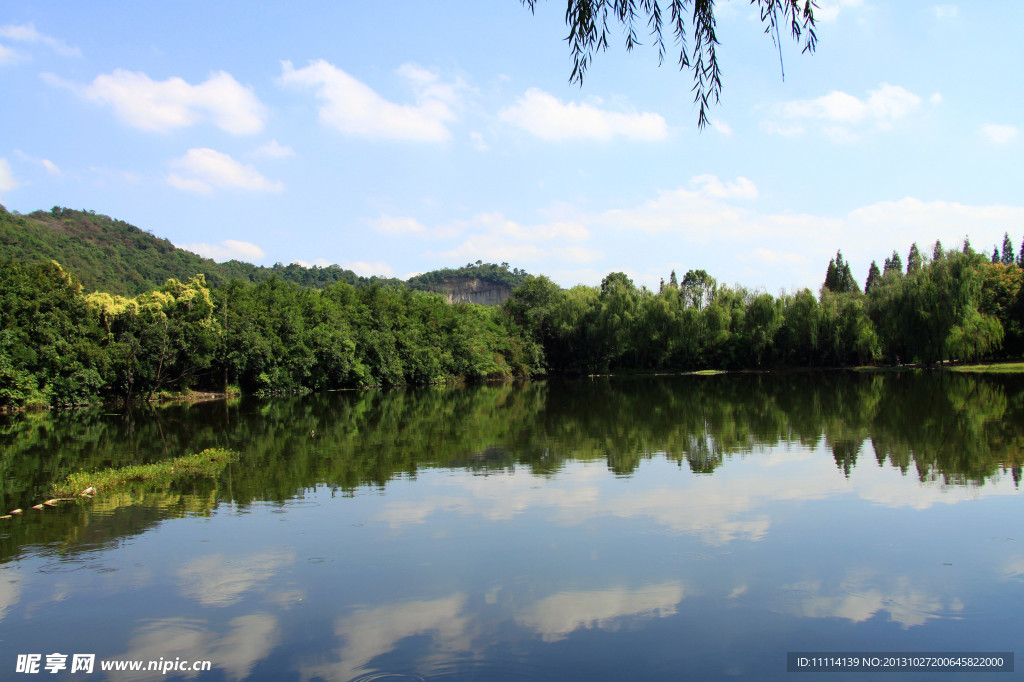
(439, 278, 512, 306)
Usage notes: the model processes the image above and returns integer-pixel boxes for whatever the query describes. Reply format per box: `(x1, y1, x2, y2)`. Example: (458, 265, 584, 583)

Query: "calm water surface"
(0, 372, 1022, 680)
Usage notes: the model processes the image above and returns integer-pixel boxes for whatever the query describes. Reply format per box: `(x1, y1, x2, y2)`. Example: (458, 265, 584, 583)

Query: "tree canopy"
(522, 0, 818, 128)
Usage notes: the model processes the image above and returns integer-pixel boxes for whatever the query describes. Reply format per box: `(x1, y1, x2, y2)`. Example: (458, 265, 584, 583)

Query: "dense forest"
(507, 240, 1024, 374)
(1, 203, 1023, 408)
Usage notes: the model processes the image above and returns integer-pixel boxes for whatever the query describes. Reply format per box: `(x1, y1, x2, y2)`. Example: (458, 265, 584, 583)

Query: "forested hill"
(0, 205, 411, 295)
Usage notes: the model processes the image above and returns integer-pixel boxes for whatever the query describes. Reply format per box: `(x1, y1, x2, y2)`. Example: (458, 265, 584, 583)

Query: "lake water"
(1, 372, 1021, 680)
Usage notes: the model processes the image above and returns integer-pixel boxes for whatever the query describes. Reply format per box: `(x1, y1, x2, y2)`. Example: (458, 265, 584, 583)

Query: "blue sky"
(2, 1, 1022, 293)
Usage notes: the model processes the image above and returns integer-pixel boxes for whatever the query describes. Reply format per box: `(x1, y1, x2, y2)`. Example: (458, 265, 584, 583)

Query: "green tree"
(522, 0, 818, 128)
(776, 289, 819, 365)
(824, 251, 858, 294)
(680, 269, 716, 309)
(1002, 232, 1016, 266)
(0, 261, 106, 406)
(864, 261, 881, 294)
(89, 275, 219, 401)
(906, 243, 923, 274)
(883, 250, 903, 277)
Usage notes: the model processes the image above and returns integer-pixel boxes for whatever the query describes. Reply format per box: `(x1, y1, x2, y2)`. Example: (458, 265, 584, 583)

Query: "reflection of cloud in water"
(378, 461, 837, 545)
(178, 550, 293, 607)
(1002, 555, 1024, 581)
(377, 469, 601, 528)
(376, 447, 1021, 547)
(304, 582, 685, 679)
(0, 570, 21, 623)
(853, 458, 1019, 509)
(517, 582, 684, 642)
(602, 488, 774, 545)
(107, 614, 277, 681)
(305, 595, 470, 682)
(782, 570, 964, 629)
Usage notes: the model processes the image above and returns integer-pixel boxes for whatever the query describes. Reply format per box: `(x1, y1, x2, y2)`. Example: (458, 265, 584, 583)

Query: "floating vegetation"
(50, 448, 237, 498)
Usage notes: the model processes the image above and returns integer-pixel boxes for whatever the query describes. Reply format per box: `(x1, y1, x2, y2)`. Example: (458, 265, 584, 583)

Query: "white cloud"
(0, 158, 20, 192)
(813, 0, 865, 23)
(343, 260, 396, 277)
(52, 69, 265, 134)
(979, 124, 1020, 144)
(14, 150, 61, 176)
(250, 139, 294, 159)
(933, 4, 958, 19)
(499, 88, 668, 141)
(279, 59, 459, 141)
(710, 120, 733, 136)
(848, 197, 1024, 237)
(177, 239, 266, 263)
(0, 23, 80, 58)
(690, 174, 758, 199)
(596, 175, 772, 242)
(751, 247, 805, 265)
(0, 43, 21, 65)
(371, 214, 429, 235)
(765, 83, 922, 141)
(425, 211, 600, 266)
(370, 209, 598, 267)
(452, 212, 591, 242)
(470, 131, 489, 151)
(168, 148, 283, 193)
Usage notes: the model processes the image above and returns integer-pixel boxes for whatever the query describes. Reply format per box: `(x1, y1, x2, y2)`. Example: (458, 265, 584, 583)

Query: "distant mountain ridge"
(0, 205, 529, 298)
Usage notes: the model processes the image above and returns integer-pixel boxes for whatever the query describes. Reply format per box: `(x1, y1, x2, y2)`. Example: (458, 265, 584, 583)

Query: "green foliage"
(1002, 232, 1016, 266)
(406, 261, 530, 292)
(906, 243, 923, 274)
(864, 261, 881, 294)
(0, 260, 107, 407)
(823, 251, 859, 294)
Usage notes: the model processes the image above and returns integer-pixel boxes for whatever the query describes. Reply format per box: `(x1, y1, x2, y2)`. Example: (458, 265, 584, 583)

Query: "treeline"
(505, 238, 1024, 372)
(0, 262, 540, 408)
(3, 224, 1024, 408)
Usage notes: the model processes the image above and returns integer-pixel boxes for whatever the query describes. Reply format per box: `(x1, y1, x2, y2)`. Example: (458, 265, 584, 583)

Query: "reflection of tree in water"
(869, 372, 1024, 485)
(3, 371, 1023, 524)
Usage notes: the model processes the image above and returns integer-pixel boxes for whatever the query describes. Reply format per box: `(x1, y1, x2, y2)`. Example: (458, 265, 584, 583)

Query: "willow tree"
(521, 0, 818, 128)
